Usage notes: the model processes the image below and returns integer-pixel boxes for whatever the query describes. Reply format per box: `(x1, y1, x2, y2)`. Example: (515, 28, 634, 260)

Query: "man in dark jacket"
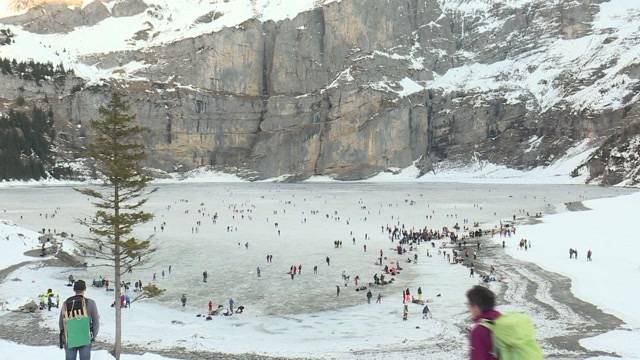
(467, 285, 500, 360)
(59, 280, 99, 360)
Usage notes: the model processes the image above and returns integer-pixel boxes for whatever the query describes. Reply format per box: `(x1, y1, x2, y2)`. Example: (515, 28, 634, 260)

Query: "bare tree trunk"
(114, 184, 122, 360)
(115, 256, 122, 359)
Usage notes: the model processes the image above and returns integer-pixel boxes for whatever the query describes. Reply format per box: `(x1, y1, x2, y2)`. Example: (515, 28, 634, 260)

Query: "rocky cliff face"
(579, 120, 640, 186)
(1, 0, 639, 183)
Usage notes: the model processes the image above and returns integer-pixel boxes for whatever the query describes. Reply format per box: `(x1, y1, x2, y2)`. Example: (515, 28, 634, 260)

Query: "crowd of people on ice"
(32, 194, 558, 324)
(15, 191, 594, 360)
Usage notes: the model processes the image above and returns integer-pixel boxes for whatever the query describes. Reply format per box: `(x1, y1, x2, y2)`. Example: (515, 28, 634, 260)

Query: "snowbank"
(0, 339, 176, 360)
(500, 192, 640, 358)
(0, 220, 42, 269)
(355, 140, 595, 184)
(153, 166, 248, 184)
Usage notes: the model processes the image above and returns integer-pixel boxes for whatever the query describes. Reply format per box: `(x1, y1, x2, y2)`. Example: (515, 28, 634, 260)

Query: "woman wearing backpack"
(467, 286, 501, 360)
(467, 285, 543, 360)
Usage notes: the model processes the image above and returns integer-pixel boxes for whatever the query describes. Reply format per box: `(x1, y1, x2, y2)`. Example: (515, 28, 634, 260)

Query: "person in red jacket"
(467, 285, 501, 360)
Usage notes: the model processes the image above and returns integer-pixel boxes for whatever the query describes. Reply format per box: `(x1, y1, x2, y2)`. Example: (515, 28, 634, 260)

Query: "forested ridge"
(0, 107, 56, 180)
(0, 57, 74, 83)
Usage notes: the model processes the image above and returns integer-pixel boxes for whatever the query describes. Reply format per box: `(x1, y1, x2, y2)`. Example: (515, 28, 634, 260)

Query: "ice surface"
(0, 183, 635, 358)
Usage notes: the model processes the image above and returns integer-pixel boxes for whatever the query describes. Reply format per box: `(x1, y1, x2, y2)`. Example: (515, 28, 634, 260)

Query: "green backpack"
(479, 313, 543, 360)
(63, 298, 92, 349)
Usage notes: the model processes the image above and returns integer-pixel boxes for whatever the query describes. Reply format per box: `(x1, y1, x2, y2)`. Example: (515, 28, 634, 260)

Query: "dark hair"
(73, 280, 87, 292)
(466, 285, 496, 312)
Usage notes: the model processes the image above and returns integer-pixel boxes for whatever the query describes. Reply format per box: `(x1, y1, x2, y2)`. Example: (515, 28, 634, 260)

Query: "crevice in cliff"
(317, 7, 326, 63)
(252, 21, 277, 151)
(166, 113, 172, 144)
(409, 0, 419, 30)
(312, 91, 332, 177)
(425, 89, 434, 157)
(310, 6, 329, 177)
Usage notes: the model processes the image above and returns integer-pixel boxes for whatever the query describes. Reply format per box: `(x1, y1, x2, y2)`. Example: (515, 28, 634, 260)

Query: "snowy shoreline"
(2, 141, 635, 188)
(499, 192, 640, 359)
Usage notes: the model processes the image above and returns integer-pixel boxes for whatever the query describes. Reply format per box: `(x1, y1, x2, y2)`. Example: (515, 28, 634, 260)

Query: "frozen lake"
(0, 182, 632, 316)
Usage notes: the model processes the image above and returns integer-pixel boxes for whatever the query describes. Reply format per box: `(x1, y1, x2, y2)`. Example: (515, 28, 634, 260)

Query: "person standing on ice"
(366, 290, 373, 304)
(181, 294, 187, 307)
(326, 256, 330, 266)
(59, 280, 99, 360)
(314, 265, 318, 275)
(203, 271, 208, 283)
(422, 304, 432, 319)
(336, 285, 340, 297)
(229, 298, 235, 313)
(587, 249, 592, 261)
(257, 266, 261, 277)
(208, 300, 213, 313)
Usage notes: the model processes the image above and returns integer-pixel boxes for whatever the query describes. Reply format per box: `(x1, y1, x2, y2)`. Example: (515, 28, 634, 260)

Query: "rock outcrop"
(579, 120, 640, 186)
(1, 2, 110, 33)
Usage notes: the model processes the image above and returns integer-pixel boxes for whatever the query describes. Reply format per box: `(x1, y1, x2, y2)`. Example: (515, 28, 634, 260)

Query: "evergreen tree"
(73, 93, 157, 360)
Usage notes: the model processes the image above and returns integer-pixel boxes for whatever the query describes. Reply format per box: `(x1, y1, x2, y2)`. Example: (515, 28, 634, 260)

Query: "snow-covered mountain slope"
(0, 0, 341, 81)
(429, 0, 640, 112)
(0, 0, 83, 18)
(0, 0, 639, 184)
(1, 0, 638, 111)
